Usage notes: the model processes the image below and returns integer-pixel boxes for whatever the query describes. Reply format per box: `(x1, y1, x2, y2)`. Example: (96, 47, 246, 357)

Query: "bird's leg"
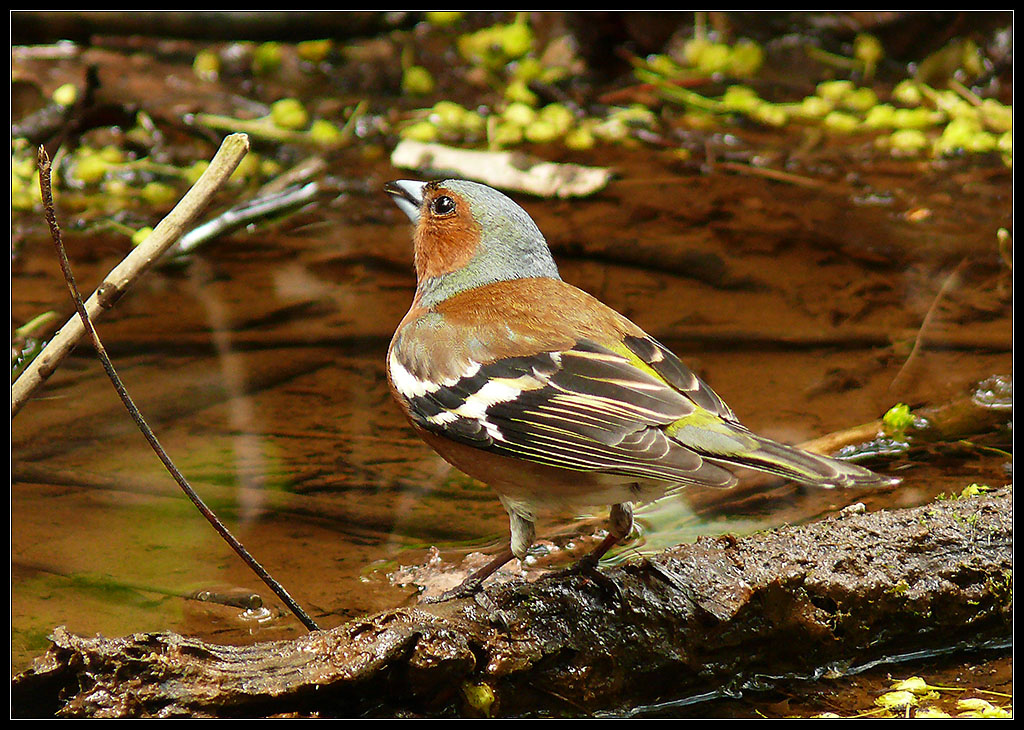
(578, 501, 634, 570)
(553, 502, 634, 598)
(422, 547, 515, 603)
(422, 500, 535, 603)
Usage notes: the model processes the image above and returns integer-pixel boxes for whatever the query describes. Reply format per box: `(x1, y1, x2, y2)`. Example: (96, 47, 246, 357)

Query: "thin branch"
(31, 143, 321, 633)
(11, 133, 250, 417)
(170, 180, 320, 258)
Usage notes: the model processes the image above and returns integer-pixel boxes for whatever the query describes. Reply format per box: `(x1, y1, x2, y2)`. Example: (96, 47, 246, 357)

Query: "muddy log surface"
(13, 487, 1011, 719)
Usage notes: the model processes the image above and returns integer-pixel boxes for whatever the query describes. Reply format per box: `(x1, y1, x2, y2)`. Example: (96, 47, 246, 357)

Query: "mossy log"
(12, 488, 1011, 718)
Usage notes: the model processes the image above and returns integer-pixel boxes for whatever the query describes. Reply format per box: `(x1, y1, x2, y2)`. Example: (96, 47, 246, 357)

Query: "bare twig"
(30, 142, 321, 633)
(11, 133, 250, 417)
(170, 180, 320, 258)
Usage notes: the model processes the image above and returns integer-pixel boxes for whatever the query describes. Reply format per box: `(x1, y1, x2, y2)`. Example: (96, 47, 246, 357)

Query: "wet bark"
(12, 487, 1012, 718)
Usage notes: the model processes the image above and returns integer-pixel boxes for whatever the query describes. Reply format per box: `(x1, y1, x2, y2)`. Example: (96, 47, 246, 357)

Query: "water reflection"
(10, 171, 1012, 674)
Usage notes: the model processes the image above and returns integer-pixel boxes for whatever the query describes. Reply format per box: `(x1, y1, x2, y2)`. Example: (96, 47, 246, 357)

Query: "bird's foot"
(548, 553, 626, 606)
(418, 547, 516, 604)
(419, 575, 485, 604)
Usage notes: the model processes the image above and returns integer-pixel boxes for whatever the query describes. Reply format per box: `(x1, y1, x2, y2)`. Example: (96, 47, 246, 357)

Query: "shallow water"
(11, 144, 1011, 675)
(10, 23, 1012, 715)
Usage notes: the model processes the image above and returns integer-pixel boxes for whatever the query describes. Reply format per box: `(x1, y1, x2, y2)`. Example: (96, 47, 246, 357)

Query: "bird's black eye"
(430, 195, 457, 217)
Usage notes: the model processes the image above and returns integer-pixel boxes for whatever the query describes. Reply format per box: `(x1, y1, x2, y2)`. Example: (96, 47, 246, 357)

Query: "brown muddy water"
(10, 19, 1013, 718)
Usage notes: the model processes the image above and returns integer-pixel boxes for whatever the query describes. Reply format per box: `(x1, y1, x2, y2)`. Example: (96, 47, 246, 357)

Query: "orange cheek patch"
(413, 195, 482, 281)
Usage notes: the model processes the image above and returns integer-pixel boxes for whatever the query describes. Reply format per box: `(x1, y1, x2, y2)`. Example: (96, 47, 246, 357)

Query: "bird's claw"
(419, 575, 484, 604)
(549, 555, 626, 606)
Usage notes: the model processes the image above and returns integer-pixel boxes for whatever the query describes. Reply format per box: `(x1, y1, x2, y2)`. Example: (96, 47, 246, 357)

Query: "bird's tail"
(708, 431, 898, 488)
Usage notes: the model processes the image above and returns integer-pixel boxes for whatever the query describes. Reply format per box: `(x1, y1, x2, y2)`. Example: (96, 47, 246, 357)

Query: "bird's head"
(385, 179, 560, 307)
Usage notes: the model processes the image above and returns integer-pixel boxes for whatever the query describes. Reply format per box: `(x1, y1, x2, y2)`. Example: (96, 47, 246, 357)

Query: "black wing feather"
(398, 339, 736, 487)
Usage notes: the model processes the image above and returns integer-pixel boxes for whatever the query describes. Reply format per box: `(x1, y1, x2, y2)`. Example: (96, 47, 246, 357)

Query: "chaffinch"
(385, 178, 896, 601)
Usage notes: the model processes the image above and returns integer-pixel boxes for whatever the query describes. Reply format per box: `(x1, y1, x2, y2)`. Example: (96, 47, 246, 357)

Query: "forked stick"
(12, 133, 249, 416)
(24, 137, 321, 633)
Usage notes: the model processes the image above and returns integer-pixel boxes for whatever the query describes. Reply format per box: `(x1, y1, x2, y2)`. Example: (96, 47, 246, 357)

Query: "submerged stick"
(799, 374, 1011, 460)
(11, 133, 249, 417)
(27, 142, 321, 634)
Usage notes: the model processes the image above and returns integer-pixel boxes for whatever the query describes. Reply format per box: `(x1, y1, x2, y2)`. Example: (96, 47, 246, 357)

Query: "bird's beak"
(384, 179, 427, 224)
